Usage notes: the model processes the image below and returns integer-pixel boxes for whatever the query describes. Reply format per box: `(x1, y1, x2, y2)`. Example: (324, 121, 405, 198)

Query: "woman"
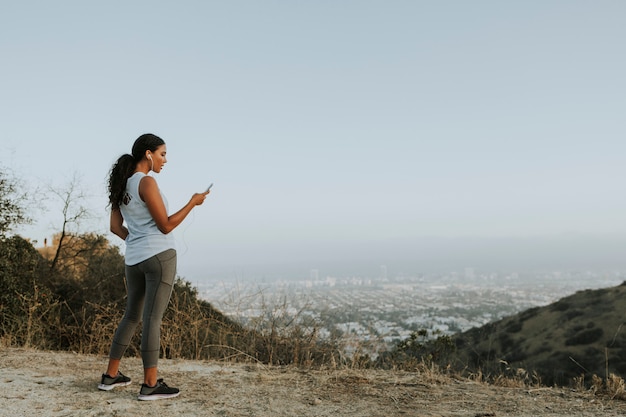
(98, 133, 209, 400)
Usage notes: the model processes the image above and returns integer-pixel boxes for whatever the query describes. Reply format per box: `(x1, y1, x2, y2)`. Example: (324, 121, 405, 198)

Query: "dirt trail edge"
(1, 347, 625, 417)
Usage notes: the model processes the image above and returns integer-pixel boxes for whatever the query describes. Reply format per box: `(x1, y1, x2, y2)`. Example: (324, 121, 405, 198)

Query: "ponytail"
(108, 133, 165, 208)
(108, 154, 136, 208)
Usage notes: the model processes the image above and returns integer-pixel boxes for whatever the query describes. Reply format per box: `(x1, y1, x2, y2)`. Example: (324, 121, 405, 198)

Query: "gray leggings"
(109, 249, 176, 368)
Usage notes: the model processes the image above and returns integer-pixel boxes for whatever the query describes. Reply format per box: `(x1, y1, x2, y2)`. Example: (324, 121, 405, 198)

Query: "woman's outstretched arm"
(139, 175, 209, 234)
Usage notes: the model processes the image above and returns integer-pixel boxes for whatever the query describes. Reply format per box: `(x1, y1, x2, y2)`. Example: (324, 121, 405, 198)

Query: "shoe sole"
(98, 381, 132, 391)
(138, 392, 180, 401)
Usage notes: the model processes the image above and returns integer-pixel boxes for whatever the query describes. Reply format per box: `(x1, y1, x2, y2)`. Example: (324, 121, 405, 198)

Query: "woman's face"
(148, 144, 167, 173)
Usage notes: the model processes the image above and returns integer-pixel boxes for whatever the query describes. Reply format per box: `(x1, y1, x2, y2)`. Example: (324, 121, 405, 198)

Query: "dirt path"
(1, 347, 625, 416)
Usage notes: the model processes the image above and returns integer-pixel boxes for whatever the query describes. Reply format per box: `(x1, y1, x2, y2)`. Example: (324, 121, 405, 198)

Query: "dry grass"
(3, 257, 626, 403)
(5, 287, 626, 407)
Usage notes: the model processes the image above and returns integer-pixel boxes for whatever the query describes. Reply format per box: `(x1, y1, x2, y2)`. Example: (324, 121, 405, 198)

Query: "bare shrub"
(572, 374, 586, 391)
(492, 362, 542, 388)
(606, 373, 626, 400)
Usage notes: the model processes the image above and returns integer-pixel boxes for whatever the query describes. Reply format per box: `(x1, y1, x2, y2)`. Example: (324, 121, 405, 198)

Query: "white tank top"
(119, 172, 176, 265)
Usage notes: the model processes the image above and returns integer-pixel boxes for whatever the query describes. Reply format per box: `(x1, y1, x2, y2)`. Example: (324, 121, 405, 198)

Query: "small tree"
(47, 173, 91, 272)
(0, 166, 31, 236)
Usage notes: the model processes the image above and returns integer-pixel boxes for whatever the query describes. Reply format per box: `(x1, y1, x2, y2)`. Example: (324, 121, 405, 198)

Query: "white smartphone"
(206, 183, 213, 192)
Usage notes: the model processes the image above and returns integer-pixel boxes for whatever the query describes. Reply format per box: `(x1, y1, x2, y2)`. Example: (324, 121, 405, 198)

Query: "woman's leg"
(137, 249, 177, 386)
(105, 262, 146, 377)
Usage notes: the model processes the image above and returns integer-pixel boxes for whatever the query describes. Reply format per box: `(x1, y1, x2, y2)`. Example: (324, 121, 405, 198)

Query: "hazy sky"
(3, 1, 626, 280)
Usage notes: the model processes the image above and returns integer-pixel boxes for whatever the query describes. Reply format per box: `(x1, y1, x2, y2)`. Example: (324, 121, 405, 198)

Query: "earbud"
(147, 154, 152, 160)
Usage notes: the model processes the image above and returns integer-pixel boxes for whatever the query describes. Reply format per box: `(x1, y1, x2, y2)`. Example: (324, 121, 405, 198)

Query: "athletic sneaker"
(98, 371, 132, 391)
(137, 378, 180, 401)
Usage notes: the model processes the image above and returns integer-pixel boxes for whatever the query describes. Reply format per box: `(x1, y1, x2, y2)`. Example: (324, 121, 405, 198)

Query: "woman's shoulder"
(138, 174, 160, 200)
(138, 174, 157, 187)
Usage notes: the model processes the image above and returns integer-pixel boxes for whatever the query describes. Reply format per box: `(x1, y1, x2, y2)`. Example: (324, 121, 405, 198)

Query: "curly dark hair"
(108, 133, 165, 208)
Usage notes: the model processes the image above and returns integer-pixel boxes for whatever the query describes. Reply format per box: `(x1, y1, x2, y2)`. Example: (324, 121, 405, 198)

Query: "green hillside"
(447, 282, 626, 386)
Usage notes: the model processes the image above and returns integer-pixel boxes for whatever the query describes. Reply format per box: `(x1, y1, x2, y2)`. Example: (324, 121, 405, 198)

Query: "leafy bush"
(0, 236, 47, 315)
(498, 333, 517, 352)
(565, 327, 604, 346)
(383, 329, 455, 369)
(0, 235, 53, 346)
(564, 309, 585, 321)
(505, 320, 523, 333)
(519, 307, 539, 321)
(551, 301, 570, 312)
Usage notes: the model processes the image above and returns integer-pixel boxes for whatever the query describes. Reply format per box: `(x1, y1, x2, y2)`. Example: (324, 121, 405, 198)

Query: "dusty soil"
(1, 347, 626, 416)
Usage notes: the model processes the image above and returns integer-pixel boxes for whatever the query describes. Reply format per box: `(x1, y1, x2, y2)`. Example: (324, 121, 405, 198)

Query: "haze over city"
(3, 1, 626, 282)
